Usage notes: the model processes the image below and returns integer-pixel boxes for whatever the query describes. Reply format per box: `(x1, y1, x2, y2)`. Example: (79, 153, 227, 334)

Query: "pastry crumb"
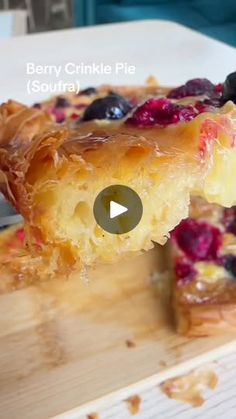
(87, 413, 99, 419)
(160, 368, 218, 407)
(126, 395, 142, 415)
(125, 339, 136, 348)
(146, 75, 159, 86)
(159, 360, 167, 367)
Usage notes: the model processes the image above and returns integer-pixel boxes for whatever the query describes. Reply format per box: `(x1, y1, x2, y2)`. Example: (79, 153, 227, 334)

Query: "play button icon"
(110, 201, 128, 219)
(93, 185, 143, 234)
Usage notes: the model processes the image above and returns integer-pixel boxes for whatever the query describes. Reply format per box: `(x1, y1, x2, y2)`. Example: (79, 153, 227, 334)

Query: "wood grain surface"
(1, 244, 236, 418)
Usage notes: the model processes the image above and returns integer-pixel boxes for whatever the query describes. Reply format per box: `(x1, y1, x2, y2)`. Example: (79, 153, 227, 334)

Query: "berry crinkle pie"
(0, 75, 236, 273)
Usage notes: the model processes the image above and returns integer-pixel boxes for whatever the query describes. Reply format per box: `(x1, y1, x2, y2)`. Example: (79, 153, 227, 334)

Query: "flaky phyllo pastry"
(1, 80, 236, 275)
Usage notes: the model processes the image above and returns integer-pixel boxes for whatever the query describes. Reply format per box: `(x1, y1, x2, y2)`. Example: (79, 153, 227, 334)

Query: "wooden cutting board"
(1, 245, 236, 419)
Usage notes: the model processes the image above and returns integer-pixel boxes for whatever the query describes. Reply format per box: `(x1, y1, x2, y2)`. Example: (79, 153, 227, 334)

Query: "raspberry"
(51, 108, 66, 123)
(215, 83, 223, 94)
(167, 78, 215, 99)
(15, 228, 25, 242)
(172, 219, 222, 262)
(195, 97, 221, 113)
(70, 113, 80, 121)
(174, 258, 197, 286)
(126, 98, 197, 127)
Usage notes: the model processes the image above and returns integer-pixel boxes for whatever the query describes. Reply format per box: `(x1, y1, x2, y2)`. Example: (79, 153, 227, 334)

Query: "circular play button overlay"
(93, 185, 143, 234)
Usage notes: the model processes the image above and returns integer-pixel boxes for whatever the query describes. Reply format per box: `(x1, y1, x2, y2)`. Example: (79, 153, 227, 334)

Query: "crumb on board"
(87, 413, 99, 419)
(160, 368, 218, 407)
(126, 395, 142, 415)
(125, 339, 136, 348)
(159, 360, 167, 367)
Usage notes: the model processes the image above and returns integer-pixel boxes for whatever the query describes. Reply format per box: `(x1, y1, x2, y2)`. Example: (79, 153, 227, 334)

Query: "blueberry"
(55, 96, 70, 108)
(221, 71, 236, 104)
(32, 103, 41, 109)
(82, 93, 132, 121)
(223, 255, 236, 277)
(80, 87, 97, 96)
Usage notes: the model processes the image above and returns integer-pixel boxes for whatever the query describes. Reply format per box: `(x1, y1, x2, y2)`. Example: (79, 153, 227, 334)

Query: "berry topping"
(172, 219, 223, 262)
(75, 103, 87, 109)
(80, 87, 97, 95)
(15, 228, 25, 242)
(174, 259, 197, 286)
(167, 78, 216, 99)
(221, 71, 236, 104)
(195, 97, 221, 113)
(126, 98, 197, 127)
(55, 96, 70, 108)
(70, 112, 80, 121)
(215, 83, 223, 94)
(82, 93, 132, 121)
(32, 103, 41, 109)
(199, 119, 219, 158)
(222, 207, 236, 235)
(51, 108, 66, 123)
(223, 255, 236, 278)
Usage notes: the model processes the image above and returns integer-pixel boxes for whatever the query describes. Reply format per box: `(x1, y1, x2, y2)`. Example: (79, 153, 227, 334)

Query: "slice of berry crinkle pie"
(170, 196, 236, 336)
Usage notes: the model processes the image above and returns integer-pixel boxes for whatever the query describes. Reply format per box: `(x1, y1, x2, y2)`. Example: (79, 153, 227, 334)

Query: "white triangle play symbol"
(110, 200, 128, 219)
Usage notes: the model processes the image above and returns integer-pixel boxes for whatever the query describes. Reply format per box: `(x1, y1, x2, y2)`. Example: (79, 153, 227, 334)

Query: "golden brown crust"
(0, 224, 80, 291)
(0, 101, 52, 207)
(176, 302, 236, 336)
(0, 100, 51, 146)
